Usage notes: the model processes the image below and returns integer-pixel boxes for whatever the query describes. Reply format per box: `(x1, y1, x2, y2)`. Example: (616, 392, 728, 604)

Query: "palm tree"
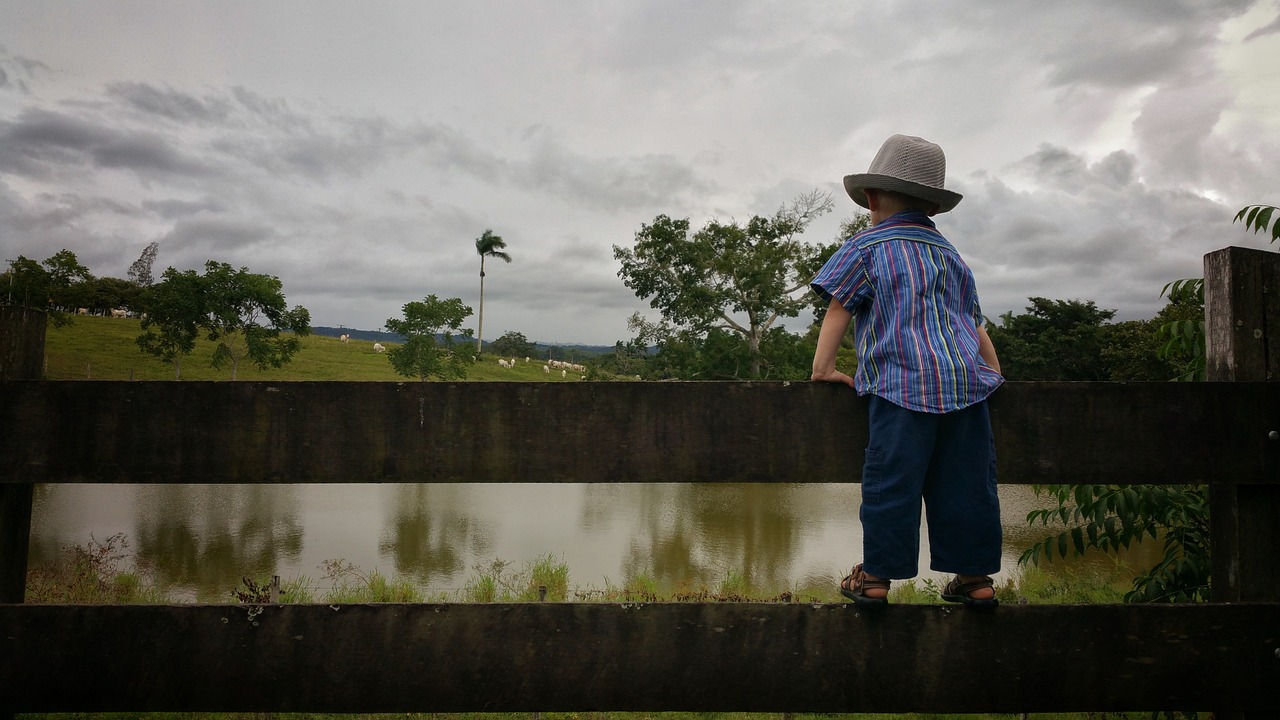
(474, 229, 511, 352)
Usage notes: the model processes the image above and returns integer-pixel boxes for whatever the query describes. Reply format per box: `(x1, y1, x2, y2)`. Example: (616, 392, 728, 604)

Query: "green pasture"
(40, 315, 615, 382)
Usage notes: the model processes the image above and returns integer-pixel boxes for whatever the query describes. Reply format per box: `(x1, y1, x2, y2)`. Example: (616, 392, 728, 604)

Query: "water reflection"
(377, 484, 481, 584)
(28, 483, 1155, 600)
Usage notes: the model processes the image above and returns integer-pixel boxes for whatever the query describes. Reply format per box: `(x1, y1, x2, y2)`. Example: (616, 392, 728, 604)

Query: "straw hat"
(843, 134, 963, 213)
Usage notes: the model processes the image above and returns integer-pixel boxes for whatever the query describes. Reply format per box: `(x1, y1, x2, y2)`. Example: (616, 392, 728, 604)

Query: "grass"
(40, 315, 626, 382)
(27, 532, 1133, 608)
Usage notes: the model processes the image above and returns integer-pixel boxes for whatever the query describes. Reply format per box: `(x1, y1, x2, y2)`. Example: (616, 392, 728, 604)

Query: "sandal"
(839, 563, 890, 608)
(941, 576, 999, 609)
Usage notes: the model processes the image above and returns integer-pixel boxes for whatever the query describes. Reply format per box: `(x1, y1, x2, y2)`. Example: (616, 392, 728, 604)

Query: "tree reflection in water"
(131, 485, 303, 600)
(377, 483, 484, 586)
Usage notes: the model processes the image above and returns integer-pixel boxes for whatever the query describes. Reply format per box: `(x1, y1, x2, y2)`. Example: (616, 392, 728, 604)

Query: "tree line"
(2, 244, 311, 380)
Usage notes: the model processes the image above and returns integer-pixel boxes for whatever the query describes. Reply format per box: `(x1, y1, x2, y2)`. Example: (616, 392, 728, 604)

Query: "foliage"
(231, 574, 314, 604)
(1021, 485, 1210, 603)
(320, 559, 423, 603)
(460, 555, 570, 602)
(3, 251, 87, 327)
(614, 190, 835, 377)
(1154, 278, 1206, 381)
(490, 329, 537, 359)
(987, 297, 1117, 380)
(474, 228, 512, 351)
(1234, 203, 1279, 242)
(24, 533, 167, 604)
(3, 255, 53, 309)
(1098, 319, 1175, 382)
(137, 261, 310, 380)
(384, 294, 477, 380)
(136, 268, 207, 379)
(595, 338, 652, 379)
(127, 241, 160, 287)
(42, 248, 94, 289)
(201, 261, 311, 380)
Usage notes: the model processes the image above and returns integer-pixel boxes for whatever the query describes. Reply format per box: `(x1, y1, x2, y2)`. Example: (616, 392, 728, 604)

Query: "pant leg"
(860, 396, 936, 579)
(923, 400, 1002, 576)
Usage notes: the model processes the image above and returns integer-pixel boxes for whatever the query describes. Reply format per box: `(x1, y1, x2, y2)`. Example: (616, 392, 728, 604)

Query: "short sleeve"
(811, 240, 872, 311)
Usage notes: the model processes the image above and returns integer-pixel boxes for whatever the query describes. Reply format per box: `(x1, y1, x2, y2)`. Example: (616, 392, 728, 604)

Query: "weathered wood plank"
(0, 306, 45, 381)
(0, 306, 42, 607)
(0, 602, 1275, 713)
(1206, 247, 1280, 609)
(1, 380, 1277, 484)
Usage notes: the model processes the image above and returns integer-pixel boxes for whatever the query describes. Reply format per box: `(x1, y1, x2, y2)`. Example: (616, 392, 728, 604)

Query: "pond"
(28, 482, 1150, 601)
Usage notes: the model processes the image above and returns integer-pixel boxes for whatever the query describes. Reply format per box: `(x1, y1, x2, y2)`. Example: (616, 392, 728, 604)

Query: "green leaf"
(1071, 527, 1086, 556)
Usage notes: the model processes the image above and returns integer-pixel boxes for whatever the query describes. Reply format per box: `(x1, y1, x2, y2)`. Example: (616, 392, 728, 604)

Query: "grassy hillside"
(41, 315, 620, 382)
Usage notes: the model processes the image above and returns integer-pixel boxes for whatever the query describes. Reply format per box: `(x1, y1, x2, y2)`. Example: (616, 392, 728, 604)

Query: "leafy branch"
(1234, 204, 1279, 243)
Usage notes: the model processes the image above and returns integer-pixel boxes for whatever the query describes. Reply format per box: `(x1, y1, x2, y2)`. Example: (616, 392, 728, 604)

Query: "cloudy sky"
(2, 1, 1278, 345)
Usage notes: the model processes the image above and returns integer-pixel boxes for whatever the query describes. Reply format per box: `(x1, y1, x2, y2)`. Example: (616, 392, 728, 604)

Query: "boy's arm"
(976, 323, 1001, 374)
(812, 298, 855, 387)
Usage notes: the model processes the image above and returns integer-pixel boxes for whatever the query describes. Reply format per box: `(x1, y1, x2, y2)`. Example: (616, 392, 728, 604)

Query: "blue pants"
(860, 395, 1001, 579)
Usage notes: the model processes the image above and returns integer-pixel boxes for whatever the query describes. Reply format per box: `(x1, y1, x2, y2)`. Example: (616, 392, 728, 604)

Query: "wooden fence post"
(1204, 247, 1280, 720)
(0, 305, 45, 607)
(1204, 247, 1280, 603)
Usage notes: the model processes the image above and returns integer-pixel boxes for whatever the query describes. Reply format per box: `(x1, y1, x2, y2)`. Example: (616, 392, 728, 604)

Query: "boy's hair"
(867, 188, 940, 215)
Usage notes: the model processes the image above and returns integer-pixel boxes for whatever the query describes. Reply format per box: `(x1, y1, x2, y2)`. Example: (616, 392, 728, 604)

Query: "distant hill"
(312, 326, 617, 358)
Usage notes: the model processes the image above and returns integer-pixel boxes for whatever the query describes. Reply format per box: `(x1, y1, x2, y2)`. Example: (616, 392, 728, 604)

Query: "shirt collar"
(877, 211, 936, 229)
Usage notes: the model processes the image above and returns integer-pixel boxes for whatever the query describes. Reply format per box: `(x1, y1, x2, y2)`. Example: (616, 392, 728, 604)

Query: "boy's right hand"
(811, 368, 855, 387)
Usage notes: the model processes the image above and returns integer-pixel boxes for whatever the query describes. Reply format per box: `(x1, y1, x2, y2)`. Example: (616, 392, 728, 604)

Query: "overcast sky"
(2, 1, 1278, 345)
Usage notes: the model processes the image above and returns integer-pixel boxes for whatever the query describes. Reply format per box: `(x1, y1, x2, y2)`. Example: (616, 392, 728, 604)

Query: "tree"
(384, 295, 477, 381)
(136, 268, 206, 379)
(3, 251, 94, 326)
(474, 229, 511, 353)
(3, 256, 50, 309)
(986, 298, 1117, 381)
(200, 261, 311, 380)
(128, 242, 160, 287)
(614, 190, 835, 378)
(42, 250, 94, 311)
(490, 330, 536, 359)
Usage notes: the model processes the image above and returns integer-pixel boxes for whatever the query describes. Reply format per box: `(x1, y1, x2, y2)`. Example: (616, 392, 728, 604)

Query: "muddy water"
(28, 483, 1158, 600)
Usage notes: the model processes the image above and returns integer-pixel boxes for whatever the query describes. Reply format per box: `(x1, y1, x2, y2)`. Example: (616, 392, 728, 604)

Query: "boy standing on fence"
(810, 134, 1004, 609)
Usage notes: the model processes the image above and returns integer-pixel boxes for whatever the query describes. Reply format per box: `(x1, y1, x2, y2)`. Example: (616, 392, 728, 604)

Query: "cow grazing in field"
(76, 308, 89, 315)
(339, 334, 349, 343)
(110, 309, 127, 318)
(373, 342, 386, 353)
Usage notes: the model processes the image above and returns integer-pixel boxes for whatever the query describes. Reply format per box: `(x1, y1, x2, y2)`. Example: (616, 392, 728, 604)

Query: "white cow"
(76, 308, 89, 315)
(339, 334, 350, 343)
(373, 342, 386, 353)
(110, 308, 127, 318)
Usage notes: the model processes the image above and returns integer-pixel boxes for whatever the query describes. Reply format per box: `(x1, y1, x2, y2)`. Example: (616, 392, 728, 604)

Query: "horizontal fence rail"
(2, 380, 1278, 485)
(1, 602, 1277, 713)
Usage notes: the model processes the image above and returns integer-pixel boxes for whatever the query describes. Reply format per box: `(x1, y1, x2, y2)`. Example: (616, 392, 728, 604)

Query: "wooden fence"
(1, 246, 1278, 715)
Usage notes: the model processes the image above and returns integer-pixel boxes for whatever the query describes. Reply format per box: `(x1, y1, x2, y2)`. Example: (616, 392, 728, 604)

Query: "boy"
(810, 134, 1004, 609)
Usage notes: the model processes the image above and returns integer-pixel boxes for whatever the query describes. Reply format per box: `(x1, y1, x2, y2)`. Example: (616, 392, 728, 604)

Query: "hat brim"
(844, 173, 962, 214)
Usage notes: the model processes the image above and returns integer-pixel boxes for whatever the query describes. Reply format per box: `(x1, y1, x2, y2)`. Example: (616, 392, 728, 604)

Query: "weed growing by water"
(24, 533, 168, 604)
(320, 558, 424, 602)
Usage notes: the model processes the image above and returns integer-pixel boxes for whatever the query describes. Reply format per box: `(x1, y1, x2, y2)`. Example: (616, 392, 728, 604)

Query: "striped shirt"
(811, 211, 1003, 413)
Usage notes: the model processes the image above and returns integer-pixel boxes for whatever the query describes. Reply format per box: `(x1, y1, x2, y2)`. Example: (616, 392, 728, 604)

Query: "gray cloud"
(0, 106, 211, 180)
(1, 2, 1277, 344)
(107, 82, 234, 125)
